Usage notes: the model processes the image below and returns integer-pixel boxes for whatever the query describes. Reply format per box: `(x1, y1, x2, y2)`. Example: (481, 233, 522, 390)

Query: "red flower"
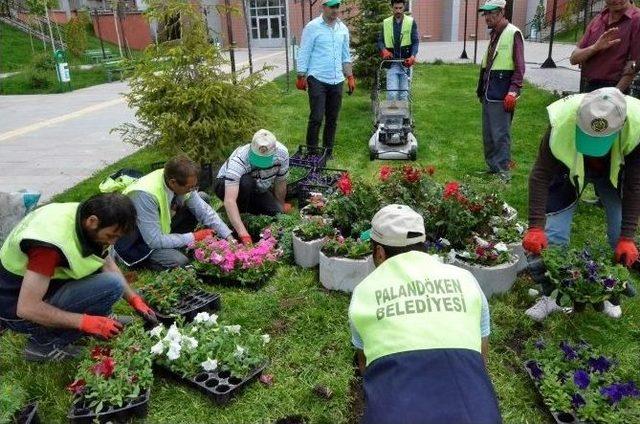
(468, 202, 483, 213)
(402, 165, 421, 183)
(336, 172, 353, 195)
(443, 181, 461, 199)
(90, 346, 111, 360)
(379, 165, 393, 182)
(91, 357, 115, 378)
(475, 246, 486, 257)
(425, 165, 436, 176)
(67, 379, 86, 395)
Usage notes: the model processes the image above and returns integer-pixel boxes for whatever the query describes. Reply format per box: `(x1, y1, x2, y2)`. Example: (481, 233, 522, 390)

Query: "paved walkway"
(0, 41, 579, 201)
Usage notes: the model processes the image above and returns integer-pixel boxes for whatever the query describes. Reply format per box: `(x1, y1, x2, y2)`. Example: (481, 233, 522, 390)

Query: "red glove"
(522, 227, 548, 255)
(403, 56, 416, 67)
(615, 237, 639, 267)
(380, 49, 393, 60)
(283, 203, 293, 214)
(193, 229, 215, 242)
(347, 75, 356, 95)
(296, 75, 307, 91)
(128, 295, 158, 324)
(239, 234, 253, 246)
(503, 92, 518, 113)
(79, 315, 122, 340)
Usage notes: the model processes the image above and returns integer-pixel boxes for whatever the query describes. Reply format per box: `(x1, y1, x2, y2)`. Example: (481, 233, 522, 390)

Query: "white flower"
(150, 341, 165, 355)
(494, 242, 509, 252)
(167, 342, 182, 361)
(515, 223, 525, 235)
(208, 313, 218, 326)
(190, 327, 199, 333)
(473, 236, 490, 248)
(261, 334, 271, 344)
(164, 323, 182, 343)
(201, 358, 218, 371)
(224, 325, 241, 334)
(447, 250, 458, 263)
(234, 345, 245, 358)
(149, 324, 164, 338)
(492, 226, 500, 235)
(183, 336, 199, 350)
(193, 312, 210, 323)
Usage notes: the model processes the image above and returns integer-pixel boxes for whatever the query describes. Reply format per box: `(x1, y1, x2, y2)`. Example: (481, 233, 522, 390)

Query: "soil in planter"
(68, 389, 150, 424)
(14, 402, 39, 424)
(153, 290, 221, 325)
(156, 363, 266, 405)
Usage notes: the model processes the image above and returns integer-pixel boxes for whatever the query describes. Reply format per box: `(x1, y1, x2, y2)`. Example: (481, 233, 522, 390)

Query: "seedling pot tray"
(289, 145, 328, 169)
(196, 271, 267, 289)
(154, 290, 221, 325)
(68, 389, 150, 424)
(15, 402, 39, 424)
(297, 167, 347, 207)
(156, 363, 266, 404)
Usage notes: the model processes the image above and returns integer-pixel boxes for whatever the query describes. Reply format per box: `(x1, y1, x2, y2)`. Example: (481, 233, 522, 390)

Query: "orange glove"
(615, 237, 639, 267)
(239, 234, 253, 246)
(127, 295, 158, 324)
(403, 56, 416, 67)
(380, 49, 393, 60)
(522, 227, 548, 255)
(193, 229, 215, 242)
(296, 75, 307, 91)
(504, 92, 518, 113)
(79, 315, 122, 340)
(283, 203, 293, 214)
(347, 75, 356, 95)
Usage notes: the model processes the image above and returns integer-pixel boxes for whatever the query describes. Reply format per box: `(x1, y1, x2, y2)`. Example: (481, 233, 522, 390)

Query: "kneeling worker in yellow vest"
(114, 155, 234, 269)
(0, 194, 156, 362)
(349, 204, 502, 424)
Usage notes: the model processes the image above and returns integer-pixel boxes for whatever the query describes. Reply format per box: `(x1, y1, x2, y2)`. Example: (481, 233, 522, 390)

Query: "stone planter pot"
(507, 241, 527, 273)
(292, 233, 326, 268)
(451, 255, 519, 298)
(319, 251, 375, 293)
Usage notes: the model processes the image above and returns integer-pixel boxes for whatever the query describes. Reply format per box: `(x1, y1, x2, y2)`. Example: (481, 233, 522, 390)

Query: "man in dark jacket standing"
(477, 0, 525, 182)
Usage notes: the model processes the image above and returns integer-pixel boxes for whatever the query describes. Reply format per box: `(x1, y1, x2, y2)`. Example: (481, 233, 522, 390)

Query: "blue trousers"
(1, 272, 124, 348)
(386, 63, 410, 101)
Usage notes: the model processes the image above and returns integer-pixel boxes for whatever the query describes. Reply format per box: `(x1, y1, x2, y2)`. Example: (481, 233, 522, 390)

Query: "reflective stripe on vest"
(481, 23, 520, 71)
(349, 251, 483, 366)
(548, 95, 640, 192)
(383, 15, 413, 49)
(0, 203, 104, 280)
(123, 169, 171, 234)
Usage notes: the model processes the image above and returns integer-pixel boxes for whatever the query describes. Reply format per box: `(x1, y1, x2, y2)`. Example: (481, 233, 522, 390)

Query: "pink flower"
(194, 249, 206, 262)
(210, 252, 224, 265)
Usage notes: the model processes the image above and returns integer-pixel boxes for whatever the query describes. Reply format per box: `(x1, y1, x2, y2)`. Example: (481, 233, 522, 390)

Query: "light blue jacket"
(297, 15, 352, 85)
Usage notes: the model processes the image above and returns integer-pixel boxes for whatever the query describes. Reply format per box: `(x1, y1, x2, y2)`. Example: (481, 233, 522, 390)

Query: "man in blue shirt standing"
(296, 0, 355, 159)
(378, 0, 419, 101)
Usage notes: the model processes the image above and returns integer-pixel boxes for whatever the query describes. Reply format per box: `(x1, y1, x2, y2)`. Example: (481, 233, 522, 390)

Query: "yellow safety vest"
(123, 169, 172, 234)
(383, 15, 414, 49)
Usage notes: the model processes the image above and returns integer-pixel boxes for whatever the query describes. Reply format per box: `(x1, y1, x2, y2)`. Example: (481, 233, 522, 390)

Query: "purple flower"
(525, 360, 544, 380)
(580, 249, 592, 261)
(588, 356, 612, 374)
(601, 384, 624, 405)
(534, 339, 546, 350)
(603, 277, 617, 289)
(560, 341, 578, 360)
(571, 393, 586, 409)
(585, 260, 598, 274)
(620, 381, 640, 398)
(573, 370, 590, 389)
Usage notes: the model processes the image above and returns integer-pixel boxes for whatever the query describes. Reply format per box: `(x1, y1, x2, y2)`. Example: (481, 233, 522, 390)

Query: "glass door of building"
(250, 0, 286, 48)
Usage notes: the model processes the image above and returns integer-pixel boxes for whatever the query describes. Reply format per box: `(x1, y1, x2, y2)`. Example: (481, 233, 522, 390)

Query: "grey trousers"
(482, 99, 513, 172)
(147, 248, 189, 270)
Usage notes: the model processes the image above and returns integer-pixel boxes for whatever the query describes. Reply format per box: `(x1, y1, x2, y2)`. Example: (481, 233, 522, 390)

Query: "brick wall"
(91, 11, 152, 51)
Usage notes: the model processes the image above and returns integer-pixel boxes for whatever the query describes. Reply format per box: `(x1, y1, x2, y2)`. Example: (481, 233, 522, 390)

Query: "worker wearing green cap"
(523, 87, 640, 320)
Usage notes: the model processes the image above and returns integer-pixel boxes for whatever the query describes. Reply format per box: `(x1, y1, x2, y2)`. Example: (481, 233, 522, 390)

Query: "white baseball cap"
(479, 0, 506, 11)
(249, 129, 277, 169)
(370, 204, 426, 247)
(576, 87, 626, 157)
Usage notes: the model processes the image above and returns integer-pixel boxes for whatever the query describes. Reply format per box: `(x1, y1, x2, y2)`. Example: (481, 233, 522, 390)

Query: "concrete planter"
(507, 241, 527, 273)
(451, 254, 519, 298)
(292, 233, 326, 268)
(319, 251, 375, 293)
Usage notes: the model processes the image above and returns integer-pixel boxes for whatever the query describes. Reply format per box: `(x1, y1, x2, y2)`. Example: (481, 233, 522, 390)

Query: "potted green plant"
(491, 218, 527, 273)
(319, 236, 375, 292)
(292, 220, 336, 268)
(0, 379, 38, 424)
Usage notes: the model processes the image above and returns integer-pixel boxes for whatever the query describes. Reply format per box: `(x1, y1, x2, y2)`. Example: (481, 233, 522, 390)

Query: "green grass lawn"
(0, 66, 111, 95)
(0, 22, 37, 72)
(2, 64, 640, 423)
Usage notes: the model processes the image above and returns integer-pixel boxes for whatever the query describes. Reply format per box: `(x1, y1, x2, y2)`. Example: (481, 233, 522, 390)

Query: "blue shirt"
(297, 15, 352, 85)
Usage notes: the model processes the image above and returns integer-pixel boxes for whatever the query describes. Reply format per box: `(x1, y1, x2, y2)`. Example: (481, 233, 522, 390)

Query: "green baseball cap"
(322, 0, 341, 6)
(249, 129, 277, 169)
(479, 0, 506, 11)
(575, 88, 626, 157)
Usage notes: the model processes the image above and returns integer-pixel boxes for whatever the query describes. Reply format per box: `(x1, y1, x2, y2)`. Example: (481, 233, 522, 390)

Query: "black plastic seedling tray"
(523, 363, 586, 424)
(297, 167, 347, 207)
(195, 271, 266, 289)
(156, 363, 266, 405)
(15, 402, 39, 424)
(153, 290, 221, 325)
(68, 389, 150, 424)
(289, 145, 328, 169)
(286, 166, 311, 200)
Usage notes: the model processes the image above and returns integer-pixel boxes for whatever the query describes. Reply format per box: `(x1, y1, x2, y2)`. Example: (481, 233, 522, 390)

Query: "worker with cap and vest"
(214, 129, 292, 246)
(377, 0, 419, 102)
(523, 87, 640, 321)
(0, 193, 157, 362)
(114, 155, 233, 270)
(349, 204, 502, 424)
(477, 0, 525, 182)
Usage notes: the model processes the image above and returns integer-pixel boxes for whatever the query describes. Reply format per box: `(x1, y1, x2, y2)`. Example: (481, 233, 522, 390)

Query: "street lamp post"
(460, 0, 469, 59)
(473, 0, 480, 63)
(541, 0, 558, 68)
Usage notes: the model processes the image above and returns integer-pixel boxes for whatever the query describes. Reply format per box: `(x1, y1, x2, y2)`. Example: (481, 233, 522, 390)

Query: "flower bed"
(66, 324, 153, 422)
(524, 338, 640, 423)
(319, 236, 374, 292)
(149, 314, 269, 404)
(542, 245, 630, 310)
(297, 168, 349, 207)
(190, 230, 282, 287)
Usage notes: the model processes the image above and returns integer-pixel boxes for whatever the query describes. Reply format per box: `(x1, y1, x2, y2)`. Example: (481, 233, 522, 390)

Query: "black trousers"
(306, 76, 343, 155)
(214, 175, 282, 216)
